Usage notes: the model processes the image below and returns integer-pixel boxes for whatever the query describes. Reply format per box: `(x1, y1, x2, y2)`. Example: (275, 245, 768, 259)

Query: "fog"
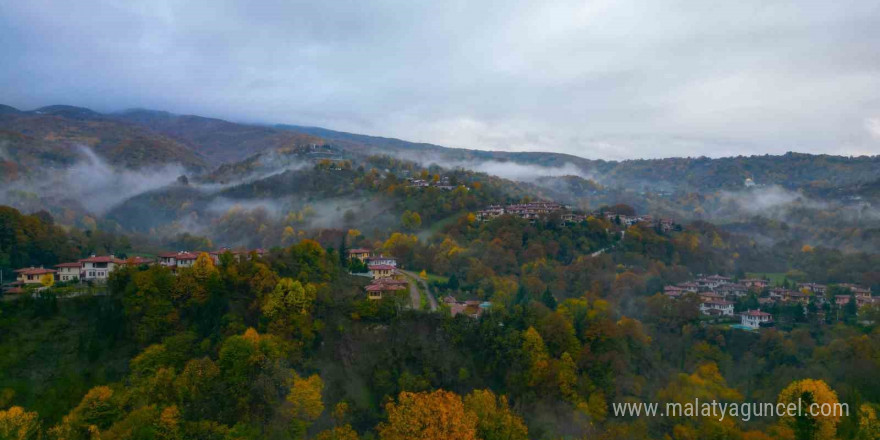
(402, 152, 593, 182)
(1, 145, 185, 214)
(718, 185, 828, 215)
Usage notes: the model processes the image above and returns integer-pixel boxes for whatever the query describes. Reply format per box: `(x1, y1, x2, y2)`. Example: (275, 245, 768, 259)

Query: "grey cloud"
(1, 1, 879, 159)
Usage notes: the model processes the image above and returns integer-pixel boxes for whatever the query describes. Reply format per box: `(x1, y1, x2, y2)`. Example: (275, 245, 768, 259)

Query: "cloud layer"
(2, 1, 879, 159)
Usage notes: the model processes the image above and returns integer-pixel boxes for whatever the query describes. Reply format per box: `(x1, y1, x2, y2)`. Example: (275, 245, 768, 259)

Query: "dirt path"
(400, 270, 438, 311)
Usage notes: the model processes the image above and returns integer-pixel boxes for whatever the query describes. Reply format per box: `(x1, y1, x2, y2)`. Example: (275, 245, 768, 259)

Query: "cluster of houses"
(600, 212, 675, 232)
(476, 202, 572, 222)
(663, 274, 875, 329)
(4, 248, 267, 293)
(347, 248, 408, 300)
(405, 176, 459, 191)
(475, 202, 675, 232)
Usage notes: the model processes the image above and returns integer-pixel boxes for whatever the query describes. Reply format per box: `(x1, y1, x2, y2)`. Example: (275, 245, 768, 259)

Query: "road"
(400, 269, 438, 311)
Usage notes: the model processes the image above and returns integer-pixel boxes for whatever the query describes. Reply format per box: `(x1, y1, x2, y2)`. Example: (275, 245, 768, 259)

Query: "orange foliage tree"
(378, 390, 477, 440)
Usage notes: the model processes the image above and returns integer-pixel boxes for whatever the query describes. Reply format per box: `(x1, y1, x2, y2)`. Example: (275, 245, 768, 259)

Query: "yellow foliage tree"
(192, 252, 218, 280)
(0, 406, 41, 440)
(856, 404, 880, 440)
(776, 379, 841, 440)
(801, 244, 814, 253)
(262, 278, 317, 318)
(314, 425, 359, 440)
(40, 273, 54, 288)
(287, 373, 324, 424)
(378, 390, 478, 440)
(419, 270, 427, 280)
(463, 389, 528, 440)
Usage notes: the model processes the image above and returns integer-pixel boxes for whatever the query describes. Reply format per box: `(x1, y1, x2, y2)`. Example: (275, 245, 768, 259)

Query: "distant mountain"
(277, 124, 602, 169)
(0, 109, 208, 180)
(114, 109, 326, 165)
(32, 105, 102, 120)
(0, 104, 22, 115)
(3, 103, 878, 195)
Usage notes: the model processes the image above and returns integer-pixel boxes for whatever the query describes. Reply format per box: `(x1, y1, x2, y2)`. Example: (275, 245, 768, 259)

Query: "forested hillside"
(1, 199, 879, 439)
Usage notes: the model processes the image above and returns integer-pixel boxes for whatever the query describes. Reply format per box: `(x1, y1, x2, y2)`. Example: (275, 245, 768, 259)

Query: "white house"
(366, 255, 397, 267)
(700, 299, 734, 316)
(741, 310, 773, 329)
(80, 255, 125, 281)
(158, 251, 200, 269)
(55, 262, 83, 282)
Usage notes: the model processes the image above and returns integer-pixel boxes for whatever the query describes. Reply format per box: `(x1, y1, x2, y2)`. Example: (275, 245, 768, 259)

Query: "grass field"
(746, 272, 787, 286)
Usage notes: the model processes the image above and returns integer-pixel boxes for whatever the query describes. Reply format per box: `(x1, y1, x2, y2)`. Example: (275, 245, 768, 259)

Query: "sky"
(1, 0, 879, 160)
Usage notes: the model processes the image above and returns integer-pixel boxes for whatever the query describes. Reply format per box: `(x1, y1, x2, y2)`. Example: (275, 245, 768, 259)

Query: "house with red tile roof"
(79, 255, 126, 281)
(347, 248, 371, 263)
(55, 262, 83, 282)
(14, 267, 56, 285)
(741, 310, 773, 329)
(158, 251, 200, 269)
(368, 264, 396, 279)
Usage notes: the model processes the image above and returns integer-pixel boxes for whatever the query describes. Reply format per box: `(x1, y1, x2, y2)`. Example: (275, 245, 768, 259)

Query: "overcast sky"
(2, 1, 879, 159)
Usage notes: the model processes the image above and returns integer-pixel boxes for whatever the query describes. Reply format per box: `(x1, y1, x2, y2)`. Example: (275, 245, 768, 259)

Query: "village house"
(55, 262, 82, 282)
(741, 278, 769, 289)
(476, 205, 505, 222)
(368, 264, 396, 279)
(836, 295, 877, 308)
(769, 288, 790, 300)
(14, 267, 56, 285)
(209, 248, 267, 264)
(125, 256, 155, 266)
(797, 282, 827, 295)
(347, 248, 371, 263)
(838, 283, 872, 297)
(80, 255, 125, 282)
(741, 310, 773, 329)
(443, 296, 490, 318)
(697, 275, 731, 290)
(698, 291, 725, 302)
(678, 282, 700, 293)
(664, 285, 687, 298)
(158, 251, 200, 269)
(364, 278, 408, 300)
(716, 283, 748, 298)
(782, 290, 810, 305)
(366, 255, 397, 267)
(700, 299, 734, 316)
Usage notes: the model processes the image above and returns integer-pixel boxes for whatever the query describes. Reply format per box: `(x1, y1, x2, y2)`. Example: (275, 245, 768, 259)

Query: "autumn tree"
(286, 373, 324, 437)
(378, 390, 477, 440)
(856, 404, 880, 440)
(0, 406, 41, 440)
(463, 389, 528, 440)
(776, 379, 841, 440)
(262, 278, 317, 319)
(40, 273, 54, 288)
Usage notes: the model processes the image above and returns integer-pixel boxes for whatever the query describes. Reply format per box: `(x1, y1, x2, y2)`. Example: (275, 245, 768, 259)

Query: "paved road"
(400, 270, 438, 311)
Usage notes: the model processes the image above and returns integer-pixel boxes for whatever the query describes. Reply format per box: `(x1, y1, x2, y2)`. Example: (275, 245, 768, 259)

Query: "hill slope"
(0, 110, 208, 181)
(113, 109, 327, 165)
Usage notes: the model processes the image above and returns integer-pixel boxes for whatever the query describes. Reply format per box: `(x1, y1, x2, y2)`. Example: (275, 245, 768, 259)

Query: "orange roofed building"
(14, 267, 56, 285)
